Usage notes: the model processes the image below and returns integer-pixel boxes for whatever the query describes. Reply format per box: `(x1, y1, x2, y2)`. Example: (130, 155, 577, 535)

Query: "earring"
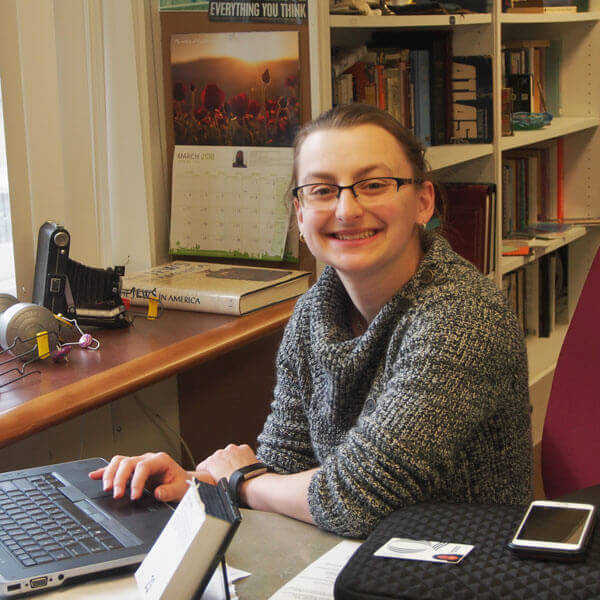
(299, 232, 305, 243)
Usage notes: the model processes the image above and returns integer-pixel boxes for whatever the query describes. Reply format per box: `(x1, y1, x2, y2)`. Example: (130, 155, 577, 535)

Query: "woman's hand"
(89, 452, 215, 502)
(196, 444, 259, 483)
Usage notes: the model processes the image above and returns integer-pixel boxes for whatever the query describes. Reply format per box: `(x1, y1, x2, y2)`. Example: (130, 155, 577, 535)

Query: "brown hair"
(291, 103, 444, 231)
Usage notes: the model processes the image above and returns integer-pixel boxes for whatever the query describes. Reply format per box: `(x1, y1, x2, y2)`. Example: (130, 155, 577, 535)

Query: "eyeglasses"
(292, 176, 423, 211)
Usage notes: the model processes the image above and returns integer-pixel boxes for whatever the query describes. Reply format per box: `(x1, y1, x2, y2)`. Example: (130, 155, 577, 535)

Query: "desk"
(28, 509, 343, 599)
(0, 300, 296, 456)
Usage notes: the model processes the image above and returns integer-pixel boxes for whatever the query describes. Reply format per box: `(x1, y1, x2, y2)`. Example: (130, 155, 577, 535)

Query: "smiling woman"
(94, 104, 533, 539)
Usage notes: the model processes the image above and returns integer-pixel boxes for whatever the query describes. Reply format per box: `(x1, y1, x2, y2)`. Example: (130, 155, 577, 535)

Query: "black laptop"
(0, 457, 174, 596)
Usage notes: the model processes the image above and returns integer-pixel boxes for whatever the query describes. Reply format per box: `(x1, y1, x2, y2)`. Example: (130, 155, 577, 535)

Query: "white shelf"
(426, 144, 493, 170)
(501, 226, 587, 275)
(527, 322, 569, 385)
(330, 14, 492, 29)
(500, 116, 600, 151)
(501, 10, 600, 23)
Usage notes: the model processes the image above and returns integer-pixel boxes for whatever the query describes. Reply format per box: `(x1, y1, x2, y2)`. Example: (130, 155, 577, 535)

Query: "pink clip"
(51, 346, 72, 363)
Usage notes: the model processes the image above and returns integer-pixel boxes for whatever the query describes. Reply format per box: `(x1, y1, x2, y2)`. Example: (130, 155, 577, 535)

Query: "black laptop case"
(334, 503, 600, 599)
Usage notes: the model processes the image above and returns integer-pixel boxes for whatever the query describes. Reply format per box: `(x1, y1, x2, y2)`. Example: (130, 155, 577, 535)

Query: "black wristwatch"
(228, 462, 269, 507)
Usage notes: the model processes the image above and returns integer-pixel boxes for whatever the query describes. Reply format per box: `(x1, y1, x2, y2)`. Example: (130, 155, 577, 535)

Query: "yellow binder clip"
(147, 297, 159, 320)
(36, 331, 51, 359)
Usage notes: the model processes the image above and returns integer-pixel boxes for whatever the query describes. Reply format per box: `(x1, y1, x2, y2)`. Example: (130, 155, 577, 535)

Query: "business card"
(374, 537, 474, 564)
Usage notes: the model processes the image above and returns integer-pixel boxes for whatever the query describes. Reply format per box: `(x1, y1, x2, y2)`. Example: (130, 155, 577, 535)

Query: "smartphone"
(507, 500, 596, 561)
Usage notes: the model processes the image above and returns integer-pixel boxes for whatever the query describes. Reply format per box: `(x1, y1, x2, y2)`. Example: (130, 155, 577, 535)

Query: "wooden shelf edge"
(0, 299, 297, 449)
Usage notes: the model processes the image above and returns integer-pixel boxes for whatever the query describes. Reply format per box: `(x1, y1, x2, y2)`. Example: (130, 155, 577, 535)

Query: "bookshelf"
(307, 0, 600, 496)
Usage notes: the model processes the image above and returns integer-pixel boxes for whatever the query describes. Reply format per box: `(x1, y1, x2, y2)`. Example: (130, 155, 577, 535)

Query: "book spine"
(556, 137, 564, 222)
(121, 283, 242, 315)
(430, 36, 448, 146)
(375, 64, 386, 110)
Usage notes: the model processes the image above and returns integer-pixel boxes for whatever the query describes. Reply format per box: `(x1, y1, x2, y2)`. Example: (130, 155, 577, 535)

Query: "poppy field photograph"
(170, 31, 300, 147)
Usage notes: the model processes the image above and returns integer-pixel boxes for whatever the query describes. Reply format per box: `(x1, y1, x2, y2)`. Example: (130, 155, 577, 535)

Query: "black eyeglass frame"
(292, 176, 424, 203)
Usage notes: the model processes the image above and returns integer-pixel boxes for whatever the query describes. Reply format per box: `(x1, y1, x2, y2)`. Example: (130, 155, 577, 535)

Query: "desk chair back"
(542, 245, 600, 498)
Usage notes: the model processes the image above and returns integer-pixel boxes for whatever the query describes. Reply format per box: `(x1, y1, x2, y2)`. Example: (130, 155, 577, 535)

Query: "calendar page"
(170, 145, 293, 261)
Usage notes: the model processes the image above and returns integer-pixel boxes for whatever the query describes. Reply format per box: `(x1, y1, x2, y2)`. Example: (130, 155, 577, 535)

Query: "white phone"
(508, 500, 596, 561)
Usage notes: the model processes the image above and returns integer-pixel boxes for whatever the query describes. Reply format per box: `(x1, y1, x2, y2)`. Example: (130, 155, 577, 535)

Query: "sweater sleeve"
(307, 296, 530, 537)
(256, 299, 319, 473)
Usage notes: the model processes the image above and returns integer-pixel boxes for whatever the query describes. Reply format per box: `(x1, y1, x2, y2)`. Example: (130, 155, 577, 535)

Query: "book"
(135, 478, 241, 600)
(555, 245, 569, 324)
(429, 32, 453, 145)
(530, 139, 559, 221)
(523, 221, 574, 238)
(524, 261, 540, 336)
(506, 0, 578, 10)
(444, 183, 495, 274)
(331, 44, 368, 78)
(507, 4, 577, 10)
(451, 55, 493, 144)
(506, 73, 533, 113)
(410, 49, 431, 147)
(121, 261, 311, 315)
(382, 49, 411, 128)
(501, 87, 514, 136)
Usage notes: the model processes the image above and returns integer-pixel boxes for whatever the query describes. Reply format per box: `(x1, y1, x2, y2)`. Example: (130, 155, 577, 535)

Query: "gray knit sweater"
(256, 233, 533, 538)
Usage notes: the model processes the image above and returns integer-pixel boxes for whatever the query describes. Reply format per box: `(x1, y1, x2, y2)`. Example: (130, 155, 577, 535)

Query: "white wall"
(0, 377, 183, 471)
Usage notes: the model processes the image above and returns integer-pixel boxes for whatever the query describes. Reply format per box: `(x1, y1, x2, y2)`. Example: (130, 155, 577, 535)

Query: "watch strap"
(228, 462, 269, 507)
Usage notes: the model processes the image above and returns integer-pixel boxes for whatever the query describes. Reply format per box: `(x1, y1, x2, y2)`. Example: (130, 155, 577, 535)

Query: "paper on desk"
(202, 564, 250, 600)
(268, 540, 361, 600)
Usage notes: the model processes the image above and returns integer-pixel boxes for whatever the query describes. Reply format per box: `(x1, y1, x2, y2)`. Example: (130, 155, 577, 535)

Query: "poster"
(160, 0, 209, 10)
(170, 31, 300, 147)
(208, 0, 308, 23)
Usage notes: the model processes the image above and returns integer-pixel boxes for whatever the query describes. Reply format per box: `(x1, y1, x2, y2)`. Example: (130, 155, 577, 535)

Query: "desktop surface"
(0, 300, 296, 449)
(22, 509, 342, 599)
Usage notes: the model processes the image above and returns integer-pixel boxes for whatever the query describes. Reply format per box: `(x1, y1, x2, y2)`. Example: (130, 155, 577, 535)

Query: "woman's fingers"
(130, 452, 186, 501)
(88, 453, 190, 501)
(195, 443, 259, 481)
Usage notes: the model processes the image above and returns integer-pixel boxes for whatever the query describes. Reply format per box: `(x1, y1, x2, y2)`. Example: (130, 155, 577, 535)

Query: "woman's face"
(294, 124, 434, 284)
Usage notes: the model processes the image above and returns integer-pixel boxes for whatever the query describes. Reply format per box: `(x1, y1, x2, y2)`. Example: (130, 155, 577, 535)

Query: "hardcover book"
(135, 478, 241, 600)
(121, 261, 311, 315)
(451, 55, 493, 143)
(444, 183, 495, 274)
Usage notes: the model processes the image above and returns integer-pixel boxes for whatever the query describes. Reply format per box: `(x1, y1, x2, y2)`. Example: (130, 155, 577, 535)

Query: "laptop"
(0, 457, 174, 596)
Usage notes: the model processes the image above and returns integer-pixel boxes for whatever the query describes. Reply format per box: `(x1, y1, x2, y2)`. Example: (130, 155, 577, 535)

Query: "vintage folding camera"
(32, 221, 129, 328)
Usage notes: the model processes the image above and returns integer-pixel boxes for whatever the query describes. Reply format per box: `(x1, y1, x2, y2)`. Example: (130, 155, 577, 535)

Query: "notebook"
(0, 457, 174, 596)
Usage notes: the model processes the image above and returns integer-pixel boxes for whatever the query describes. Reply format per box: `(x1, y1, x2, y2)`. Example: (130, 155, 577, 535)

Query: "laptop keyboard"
(0, 473, 123, 567)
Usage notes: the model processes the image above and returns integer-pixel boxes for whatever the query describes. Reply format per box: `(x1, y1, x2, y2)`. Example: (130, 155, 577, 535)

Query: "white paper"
(135, 483, 207, 599)
(202, 565, 251, 600)
(374, 537, 474, 564)
(268, 540, 361, 600)
(170, 145, 293, 261)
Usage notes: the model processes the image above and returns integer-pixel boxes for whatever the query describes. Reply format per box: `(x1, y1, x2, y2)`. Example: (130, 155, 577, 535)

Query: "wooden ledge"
(0, 299, 296, 448)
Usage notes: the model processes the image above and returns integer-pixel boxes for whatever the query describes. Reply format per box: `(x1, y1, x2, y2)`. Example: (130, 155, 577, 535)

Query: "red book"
(344, 61, 370, 103)
(375, 64, 386, 110)
(444, 183, 493, 274)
